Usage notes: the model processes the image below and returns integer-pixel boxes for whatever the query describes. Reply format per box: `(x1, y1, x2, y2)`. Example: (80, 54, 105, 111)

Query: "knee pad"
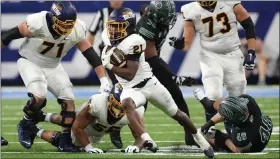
(51, 131, 61, 147)
(58, 87, 74, 100)
(27, 81, 48, 98)
(58, 99, 76, 129)
(23, 93, 47, 120)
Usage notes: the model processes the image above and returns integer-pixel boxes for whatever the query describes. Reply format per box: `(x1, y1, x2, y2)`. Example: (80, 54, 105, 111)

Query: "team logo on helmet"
(51, 3, 62, 16)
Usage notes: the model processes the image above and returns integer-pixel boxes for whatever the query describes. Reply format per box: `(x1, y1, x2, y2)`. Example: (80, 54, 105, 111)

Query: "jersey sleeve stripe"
(89, 11, 101, 34)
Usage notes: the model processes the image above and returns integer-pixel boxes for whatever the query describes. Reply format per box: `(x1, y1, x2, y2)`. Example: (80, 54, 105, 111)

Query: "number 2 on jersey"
(259, 115, 272, 143)
(40, 41, 65, 58)
(202, 12, 231, 37)
(133, 44, 143, 54)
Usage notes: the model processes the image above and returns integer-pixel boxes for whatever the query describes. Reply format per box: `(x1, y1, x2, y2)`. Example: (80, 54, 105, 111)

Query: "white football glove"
(101, 45, 114, 70)
(193, 88, 206, 101)
(87, 148, 104, 154)
(124, 145, 140, 153)
(84, 144, 103, 154)
(99, 77, 112, 95)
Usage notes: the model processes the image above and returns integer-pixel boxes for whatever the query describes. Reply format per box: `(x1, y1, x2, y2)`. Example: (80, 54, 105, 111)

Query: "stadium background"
(1, 1, 279, 86)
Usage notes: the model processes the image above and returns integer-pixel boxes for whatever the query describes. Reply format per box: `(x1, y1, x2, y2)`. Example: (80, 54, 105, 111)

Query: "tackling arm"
(1, 22, 32, 47)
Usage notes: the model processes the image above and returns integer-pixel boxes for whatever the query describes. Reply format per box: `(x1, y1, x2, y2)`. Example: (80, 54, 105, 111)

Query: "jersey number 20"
(202, 12, 231, 37)
(40, 41, 65, 58)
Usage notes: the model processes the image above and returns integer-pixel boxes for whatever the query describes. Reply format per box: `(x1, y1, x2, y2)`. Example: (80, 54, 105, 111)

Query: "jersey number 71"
(40, 41, 65, 58)
(201, 12, 231, 37)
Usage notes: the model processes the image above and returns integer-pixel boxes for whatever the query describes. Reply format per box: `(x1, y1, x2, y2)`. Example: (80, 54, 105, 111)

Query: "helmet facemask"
(197, 1, 217, 7)
(107, 94, 126, 119)
(52, 16, 76, 36)
(107, 20, 129, 43)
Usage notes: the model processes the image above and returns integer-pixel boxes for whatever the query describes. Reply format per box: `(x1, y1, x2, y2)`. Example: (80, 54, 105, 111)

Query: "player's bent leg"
(57, 99, 79, 152)
(146, 57, 195, 146)
(122, 98, 146, 137)
(17, 81, 48, 149)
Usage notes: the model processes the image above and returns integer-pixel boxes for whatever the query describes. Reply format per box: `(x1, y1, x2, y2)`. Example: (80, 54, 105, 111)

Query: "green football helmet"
(147, 0, 177, 30)
(218, 97, 249, 125)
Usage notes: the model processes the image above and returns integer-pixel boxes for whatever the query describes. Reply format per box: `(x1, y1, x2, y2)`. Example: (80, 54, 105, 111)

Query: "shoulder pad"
(72, 19, 86, 43)
(136, 17, 157, 40)
(118, 34, 146, 55)
(224, 0, 241, 8)
(26, 11, 46, 33)
(181, 2, 197, 21)
(101, 29, 111, 46)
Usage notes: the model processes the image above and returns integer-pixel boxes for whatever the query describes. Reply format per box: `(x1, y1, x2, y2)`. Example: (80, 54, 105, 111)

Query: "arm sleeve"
(89, 11, 102, 35)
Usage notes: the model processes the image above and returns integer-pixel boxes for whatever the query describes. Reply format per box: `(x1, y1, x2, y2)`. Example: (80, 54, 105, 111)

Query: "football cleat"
(110, 130, 123, 149)
(17, 119, 34, 149)
(193, 131, 214, 158)
(57, 132, 80, 152)
(143, 140, 158, 153)
(1, 137, 8, 146)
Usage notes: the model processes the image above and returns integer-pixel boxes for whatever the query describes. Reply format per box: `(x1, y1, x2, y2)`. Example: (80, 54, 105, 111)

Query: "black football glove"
(201, 120, 215, 134)
(169, 37, 185, 50)
(243, 50, 256, 70)
(172, 76, 196, 87)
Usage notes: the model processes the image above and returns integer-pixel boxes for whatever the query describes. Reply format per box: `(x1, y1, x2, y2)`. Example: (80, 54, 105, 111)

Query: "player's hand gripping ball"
(105, 46, 127, 68)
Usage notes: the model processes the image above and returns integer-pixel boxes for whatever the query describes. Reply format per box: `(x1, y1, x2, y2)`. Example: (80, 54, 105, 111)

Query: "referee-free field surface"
(1, 95, 279, 158)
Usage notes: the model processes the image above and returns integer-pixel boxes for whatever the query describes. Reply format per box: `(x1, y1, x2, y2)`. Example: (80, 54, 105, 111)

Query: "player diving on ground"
(194, 88, 273, 153)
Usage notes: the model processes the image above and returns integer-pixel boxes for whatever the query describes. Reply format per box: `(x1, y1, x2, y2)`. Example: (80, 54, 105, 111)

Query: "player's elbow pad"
(82, 47, 102, 68)
(240, 17, 256, 39)
(1, 26, 23, 46)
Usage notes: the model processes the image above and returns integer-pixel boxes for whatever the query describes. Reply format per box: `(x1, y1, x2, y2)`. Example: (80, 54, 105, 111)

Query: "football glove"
(169, 37, 185, 50)
(193, 88, 206, 101)
(87, 148, 104, 154)
(172, 76, 196, 87)
(243, 50, 256, 70)
(101, 45, 114, 70)
(124, 145, 140, 153)
(201, 120, 215, 134)
(99, 77, 112, 95)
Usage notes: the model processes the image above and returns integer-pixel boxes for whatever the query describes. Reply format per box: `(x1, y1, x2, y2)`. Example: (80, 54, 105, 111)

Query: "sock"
(141, 133, 152, 141)
(36, 129, 44, 138)
(44, 113, 53, 122)
(200, 98, 217, 121)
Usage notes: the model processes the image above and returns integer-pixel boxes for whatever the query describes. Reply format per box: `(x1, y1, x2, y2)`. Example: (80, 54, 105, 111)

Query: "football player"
(28, 84, 147, 153)
(169, 1, 256, 124)
(1, 137, 8, 146)
(136, 0, 197, 146)
(1, 1, 111, 152)
(193, 88, 273, 153)
(101, 7, 214, 157)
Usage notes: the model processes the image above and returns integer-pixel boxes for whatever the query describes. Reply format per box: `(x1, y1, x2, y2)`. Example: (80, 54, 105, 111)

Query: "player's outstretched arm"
(110, 60, 139, 81)
(76, 40, 111, 93)
(234, 4, 256, 70)
(71, 103, 95, 152)
(1, 22, 31, 48)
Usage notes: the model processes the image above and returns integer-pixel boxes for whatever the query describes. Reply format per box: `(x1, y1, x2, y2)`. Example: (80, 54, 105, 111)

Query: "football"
(106, 46, 127, 67)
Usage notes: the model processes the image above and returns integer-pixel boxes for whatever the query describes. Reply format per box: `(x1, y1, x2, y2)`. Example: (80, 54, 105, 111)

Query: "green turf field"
(1, 98, 279, 158)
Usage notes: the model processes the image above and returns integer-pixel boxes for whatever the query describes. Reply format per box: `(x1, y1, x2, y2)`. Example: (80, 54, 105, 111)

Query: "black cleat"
(17, 119, 34, 149)
(143, 140, 158, 153)
(203, 147, 215, 158)
(1, 137, 8, 146)
(110, 130, 123, 149)
(57, 132, 80, 152)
